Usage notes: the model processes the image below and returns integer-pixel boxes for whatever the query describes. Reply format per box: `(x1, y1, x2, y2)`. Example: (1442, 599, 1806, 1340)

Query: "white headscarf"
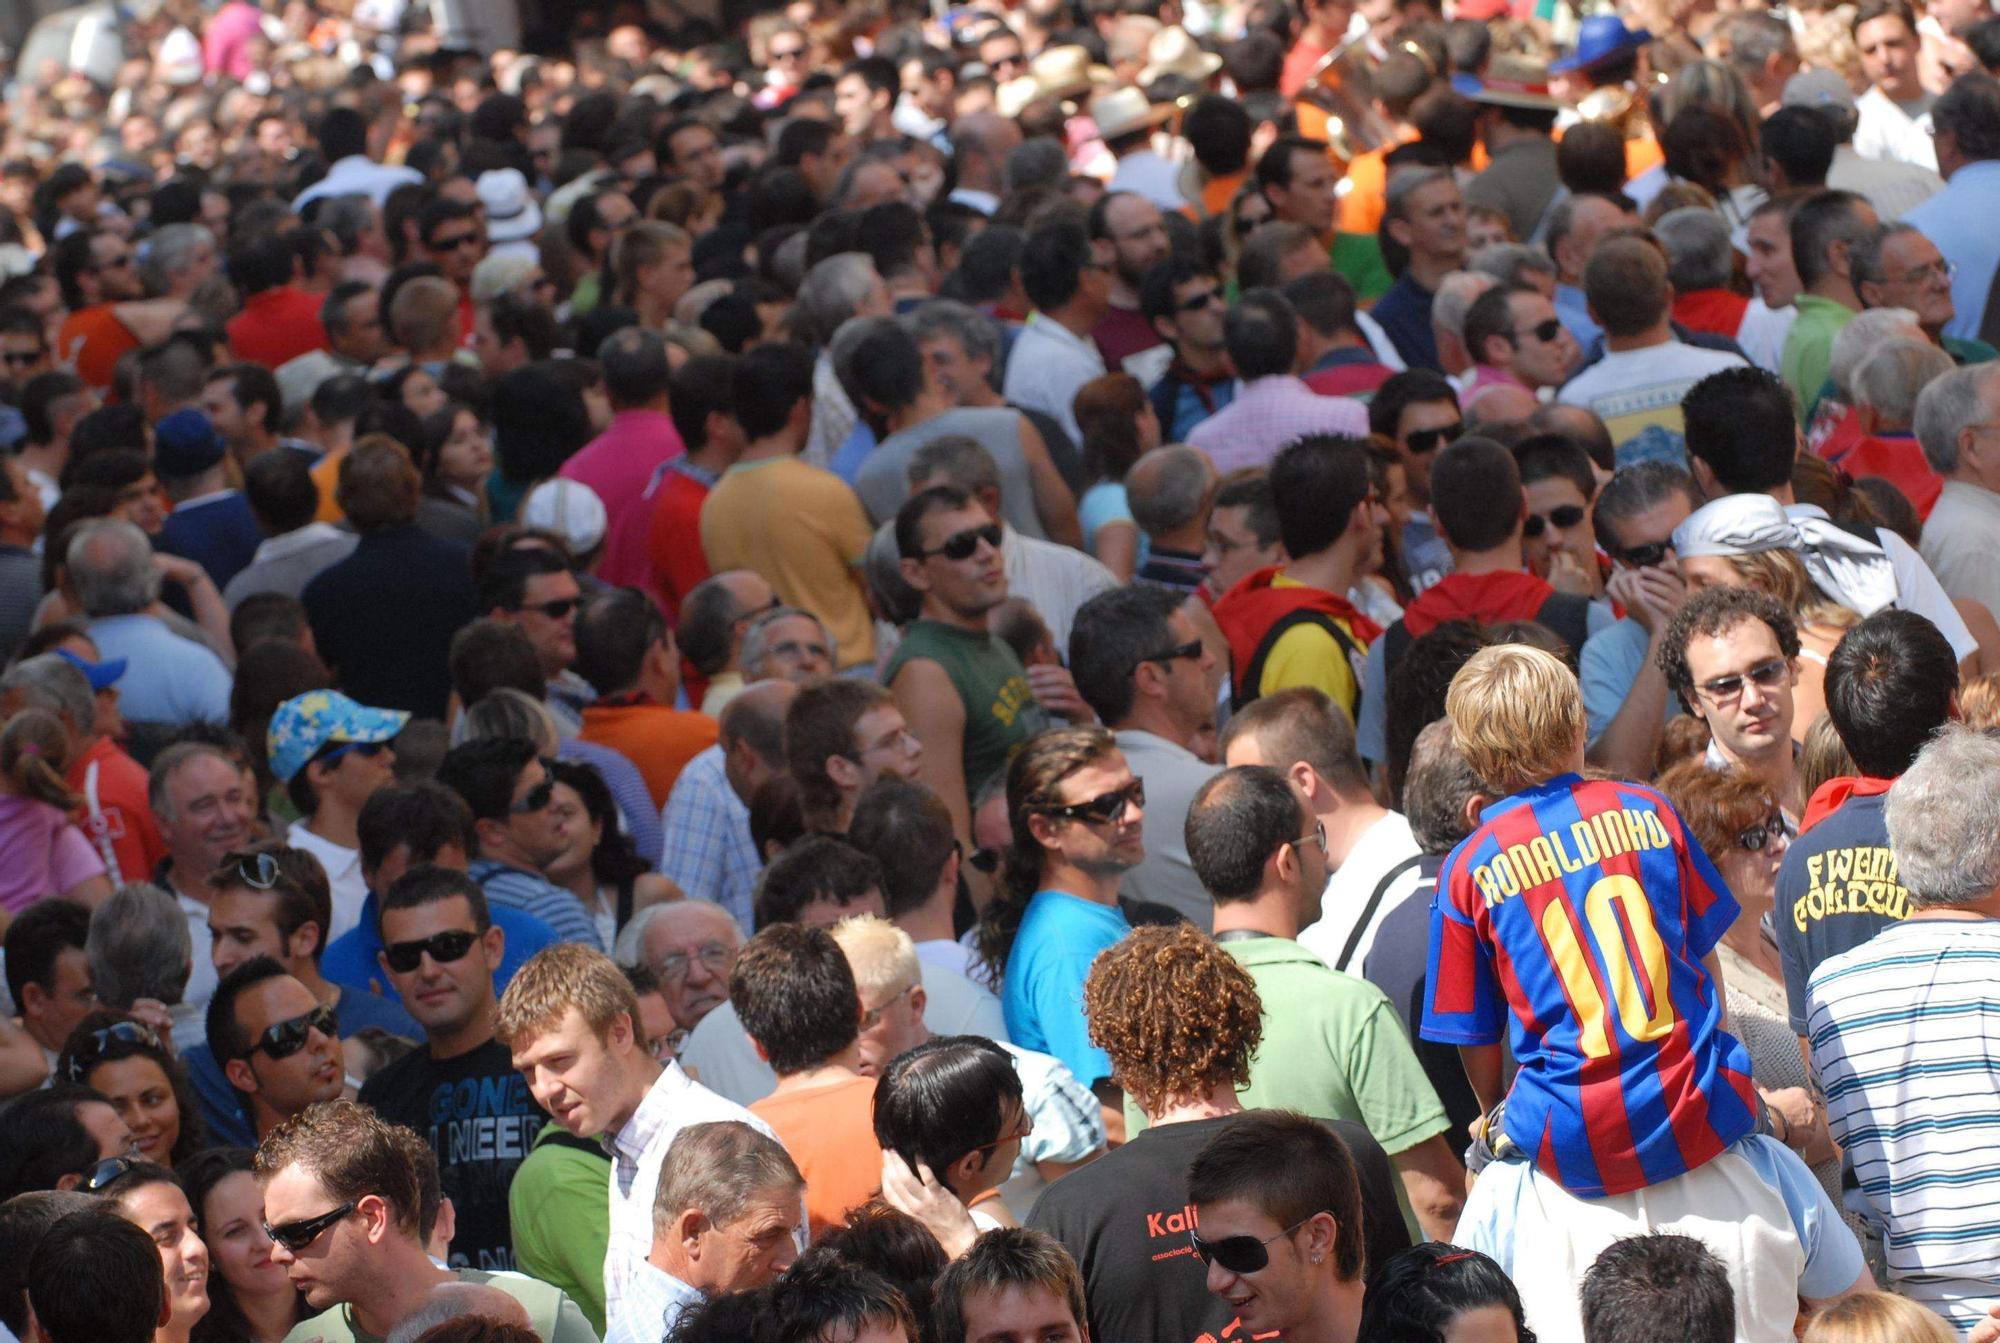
(1671, 494, 1900, 617)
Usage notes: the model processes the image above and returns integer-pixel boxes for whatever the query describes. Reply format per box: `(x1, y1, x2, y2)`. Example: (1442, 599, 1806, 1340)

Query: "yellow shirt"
(698, 457, 876, 667)
(1256, 574, 1365, 717)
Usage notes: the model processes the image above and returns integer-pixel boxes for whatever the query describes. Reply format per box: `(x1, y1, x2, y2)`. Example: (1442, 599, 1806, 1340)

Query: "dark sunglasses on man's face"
(1, 348, 44, 366)
(512, 774, 557, 815)
(1516, 318, 1565, 344)
(1618, 541, 1672, 570)
(383, 929, 481, 974)
(245, 1003, 338, 1060)
(1522, 504, 1587, 539)
(318, 740, 390, 769)
(514, 597, 578, 621)
(1404, 422, 1463, 455)
(1038, 778, 1144, 825)
(1139, 638, 1204, 670)
(1177, 286, 1223, 313)
(921, 522, 1003, 562)
(1188, 1215, 1315, 1275)
(265, 1202, 357, 1253)
(431, 232, 481, 251)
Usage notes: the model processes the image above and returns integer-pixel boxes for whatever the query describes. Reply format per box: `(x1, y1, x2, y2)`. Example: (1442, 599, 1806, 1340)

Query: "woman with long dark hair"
(545, 758, 683, 948)
(59, 1011, 205, 1165)
(1357, 1244, 1536, 1343)
(93, 1160, 212, 1343)
(177, 1148, 305, 1343)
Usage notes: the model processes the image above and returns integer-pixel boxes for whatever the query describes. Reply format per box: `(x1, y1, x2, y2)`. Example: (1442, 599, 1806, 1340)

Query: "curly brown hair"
(1084, 924, 1262, 1114)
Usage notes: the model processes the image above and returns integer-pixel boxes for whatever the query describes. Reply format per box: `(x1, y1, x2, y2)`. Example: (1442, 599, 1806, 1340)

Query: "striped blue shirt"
(1807, 918, 2000, 1331)
(469, 858, 603, 950)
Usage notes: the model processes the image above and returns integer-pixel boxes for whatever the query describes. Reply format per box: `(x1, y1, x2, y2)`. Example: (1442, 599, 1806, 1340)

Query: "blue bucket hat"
(1550, 15, 1652, 74)
(267, 690, 410, 784)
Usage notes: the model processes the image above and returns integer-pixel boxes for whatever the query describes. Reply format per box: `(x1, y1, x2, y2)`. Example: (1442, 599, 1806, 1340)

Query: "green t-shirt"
(283, 1267, 602, 1343)
(883, 619, 1046, 797)
(509, 1123, 613, 1335)
(1781, 295, 1855, 421)
(1332, 232, 1394, 302)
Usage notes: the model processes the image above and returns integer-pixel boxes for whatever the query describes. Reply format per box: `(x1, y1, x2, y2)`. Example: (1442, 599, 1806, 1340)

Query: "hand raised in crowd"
(880, 1149, 977, 1260)
(1606, 560, 1686, 636)
(1024, 663, 1095, 724)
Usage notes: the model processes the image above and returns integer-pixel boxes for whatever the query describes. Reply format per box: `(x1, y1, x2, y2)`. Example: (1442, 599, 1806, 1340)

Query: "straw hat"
(997, 44, 1115, 117)
(1140, 26, 1223, 86)
(1091, 85, 1176, 140)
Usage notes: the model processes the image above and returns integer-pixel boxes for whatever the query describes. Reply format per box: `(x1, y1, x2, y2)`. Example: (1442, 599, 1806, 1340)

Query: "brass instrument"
(1296, 35, 1397, 170)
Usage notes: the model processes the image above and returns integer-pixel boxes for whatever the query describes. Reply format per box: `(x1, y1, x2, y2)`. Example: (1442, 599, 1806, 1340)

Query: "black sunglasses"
(1618, 540, 1672, 569)
(1738, 813, 1788, 852)
(265, 1202, 356, 1253)
(245, 1003, 338, 1060)
(966, 844, 1002, 875)
(1522, 504, 1587, 538)
(511, 774, 557, 815)
(383, 929, 480, 974)
(1177, 285, 1223, 313)
(920, 523, 1003, 562)
(1404, 422, 1463, 455)
(1038, 778, 1144, 825)
(1189, 1214, 1316, 1275)
(79, 1156, 140, 1192)
(1140, 638, 1204, 669)
(319, 740, 390, 769)
(514, 597, 578, 620)
(1516, 318, 1564, 344)
(63, 1021, 162, 1081)
(1, 348, 44, 366)
(431, 232, 482, 251)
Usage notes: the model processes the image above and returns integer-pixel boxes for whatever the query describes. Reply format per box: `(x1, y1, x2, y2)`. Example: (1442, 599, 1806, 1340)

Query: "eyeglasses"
(1693, 657, 1789, 705)
(646, 1027, 690, 1062)
(1522, 504, 1587, 538)
(514, 597, 578, 620)
(1515, 318, 1565, 344)
(919, 522, 1003, 561)
(1894, 258, 1955, 286)
(230, 850, 282, 890)
(1404, 423, 1463, 455)
(860, 984, 916, 1031)
(264, 1202, 356, 1253)
(1617, 540, 1672, 570)
(1188, 1214, 1317, 1275)
(654, 942, 732, 981)
(91, 254, 134, 271)
(968, 1108, 1034, 1157)
(383, 929, 480, 974)
(63, 1020, 163, 1081)
(770, 44, 805, 59)
(511, 774, 557, 815)
(1139, 638, 1205, 671)
(1, 348, 44, 366)
(318, 740, 390, 769)
(770, 638, 832, 662)
(1738, 813, 1788, 852)
(1037, 778, 1144, 825)
(431, 232, 482, 251)
(1291, 821, 1327, 855)
(79, 1156, 140, 1192)
(245, 1002, 338, 1060)
(1177, 285, 1224, 313)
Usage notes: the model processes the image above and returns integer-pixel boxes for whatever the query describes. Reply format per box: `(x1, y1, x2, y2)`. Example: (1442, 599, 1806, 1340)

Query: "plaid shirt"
(1002, 1042, 1104, 1169)
(657, 745, 760, 932)
(1184, 375, 1369, 475)
(604, 1260, 704, 1343)
(604, 1062, 780, 1329)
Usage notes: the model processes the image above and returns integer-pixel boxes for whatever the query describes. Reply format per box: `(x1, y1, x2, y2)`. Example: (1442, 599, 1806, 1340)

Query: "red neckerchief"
(1799, 775, 1896, 836)
(1401, 570, 1554, 638)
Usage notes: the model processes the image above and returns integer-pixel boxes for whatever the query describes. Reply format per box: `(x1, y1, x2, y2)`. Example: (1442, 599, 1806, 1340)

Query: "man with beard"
(1088, 193, 1174, 378)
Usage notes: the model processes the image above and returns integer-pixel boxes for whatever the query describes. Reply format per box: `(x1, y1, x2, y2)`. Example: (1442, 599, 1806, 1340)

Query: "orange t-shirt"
(751, 1073, 883, 1241)
(56, 306, 139, 390)
(577, 702, 720, 808)
(310, 446, 347, 523)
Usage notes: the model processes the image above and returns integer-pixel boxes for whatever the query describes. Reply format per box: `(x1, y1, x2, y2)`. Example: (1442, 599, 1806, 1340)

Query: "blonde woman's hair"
(457, 687, 561, 755)
(1802, 1292, 1956, 1343)
(829, 914, 922, 1002)
(1959, 672, 2000, 730)
(612, 221, 692, 305)
(1, 709, 78, 812)
(1720, 548, 1857, 631)
(495, 942, 642, 1047)
(1798, 713, 1859, 800)
(1445, 644, 1586, 795)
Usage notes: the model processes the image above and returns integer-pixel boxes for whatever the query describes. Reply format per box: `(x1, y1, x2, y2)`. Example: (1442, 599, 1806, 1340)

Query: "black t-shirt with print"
(1025, 1113, 1410, 1343)
(358, 1038, 546, 1272)
(1773, 791, 1911, 1032)
(1364, 857, 1484, 1155)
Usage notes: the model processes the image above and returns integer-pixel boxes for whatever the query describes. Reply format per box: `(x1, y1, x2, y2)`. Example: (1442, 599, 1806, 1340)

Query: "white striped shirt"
(1807, 919, 2000, 1332)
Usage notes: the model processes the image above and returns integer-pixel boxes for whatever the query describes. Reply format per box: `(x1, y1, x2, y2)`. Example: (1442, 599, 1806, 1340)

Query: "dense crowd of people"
(7, 0, 2000, 1339)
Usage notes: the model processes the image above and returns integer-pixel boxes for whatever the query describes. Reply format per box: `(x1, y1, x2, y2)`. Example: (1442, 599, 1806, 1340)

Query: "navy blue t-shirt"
(1773, 789, 1911, 1032)
(159, 491, 264, 592)
(1363, 855, 1483, 1154)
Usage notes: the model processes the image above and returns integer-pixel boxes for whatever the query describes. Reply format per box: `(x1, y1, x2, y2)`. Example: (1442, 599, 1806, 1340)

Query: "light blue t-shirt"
(1579, 617, 1676, 746)
(1077, 482, 1147, 570)
(1001, 889, 1130, 1088)
(85, 614, 231, 726)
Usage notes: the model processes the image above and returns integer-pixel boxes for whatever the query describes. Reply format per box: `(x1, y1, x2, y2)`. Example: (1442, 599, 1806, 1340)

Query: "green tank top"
(884, 619, 1047, 795)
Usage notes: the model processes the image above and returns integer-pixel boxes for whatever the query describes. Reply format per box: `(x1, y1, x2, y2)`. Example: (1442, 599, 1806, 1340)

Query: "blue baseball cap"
(267, 690, 410, 784)
(53, 647, 128, 692)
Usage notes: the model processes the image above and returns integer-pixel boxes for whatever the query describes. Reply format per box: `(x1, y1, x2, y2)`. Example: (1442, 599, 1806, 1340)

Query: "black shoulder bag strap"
(1334, 854, 1424, 972)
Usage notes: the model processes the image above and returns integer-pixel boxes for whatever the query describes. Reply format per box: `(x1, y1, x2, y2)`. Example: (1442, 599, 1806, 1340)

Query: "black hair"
(872, 1036, 1023, 1184)
(1139, 256, 1216, 326)
(846, 778, 958, 921)
(851, 323, 928, 419)
(228, 232, 296, 298)
(27, 1208, 164, 1343)
(1224, 288, 1298, 380)
(1428, 435, 1521, 552)
(0, 1189, 97, 1336)
(860, 202, 930, 282)
(243, 448, 320, 537)
(1681, 365, 1798, 493)
(1384, 620, 1489, 807)
(1183, 96, 1253, 176)
(1271, 434, 1372, 558)
(1760, 106, 1836, 187)
(1656, 586, 1803, 706)
(894, 484, 977, 563)
(1368, 369, 1459, 440)
(316, 107, 369, 163)
(1186, 766, 1306, 902)
(3, 898, 90, 1017)
(1825, 609, 1959, 777)
(1512, 433, 1597, 503)
(1186, 1110, 1365, 1282)
(1579, 1233, 1734, 1343)
(357, 782, 479, 874)
(574, 587, 668, 696)
(55, 1011, 205, 1164)
(1067, 584, 1184, 726)
(730, 923, 864, 1075)
(0, 1084, 115, 1203)
(436, 736, 543, 826)
(378, 864, 493, 942)
(477, 546, 571, 615)
(761, 1256, 919, 1343)
(205, 956, 291, 1065)
(1019, 217, 1092, 313)
(491, 362, 596, 486)
(669, 353, 738, 451)
(753, 835, 886, 930)
(1357, 1244, 1538, 1343)
(731, 341, 817, 441)
(548, 758, 653, 892)
(597, 327, 673, 407)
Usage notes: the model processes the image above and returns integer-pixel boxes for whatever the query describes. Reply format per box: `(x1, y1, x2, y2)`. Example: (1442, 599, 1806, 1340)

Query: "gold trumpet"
(1297, 35, 1397, 170)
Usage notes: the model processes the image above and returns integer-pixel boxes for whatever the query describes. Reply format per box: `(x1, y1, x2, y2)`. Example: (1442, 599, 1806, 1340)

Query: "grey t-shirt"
(854, 406, 1047, 538)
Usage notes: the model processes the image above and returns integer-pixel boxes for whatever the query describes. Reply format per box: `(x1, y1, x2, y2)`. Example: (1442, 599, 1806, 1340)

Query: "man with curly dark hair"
(1024, 924, 1409, 1343)
(1655, 584, 1805, 821)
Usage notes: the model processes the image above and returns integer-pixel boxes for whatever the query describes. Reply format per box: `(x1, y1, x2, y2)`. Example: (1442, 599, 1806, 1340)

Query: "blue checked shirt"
(657, 746, 760, 933)
(468, 859, 603, 950)
(604, 1261, 703, 1343)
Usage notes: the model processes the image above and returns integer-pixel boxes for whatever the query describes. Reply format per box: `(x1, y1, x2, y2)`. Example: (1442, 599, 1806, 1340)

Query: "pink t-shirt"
(202, 1, 264, 80)
(0, 796, 107, 913)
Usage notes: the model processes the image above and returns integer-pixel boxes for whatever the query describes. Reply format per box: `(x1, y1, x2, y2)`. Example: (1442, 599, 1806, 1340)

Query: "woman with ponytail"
(980, 726, 1144, 1093)
(0, 708, 111, 912)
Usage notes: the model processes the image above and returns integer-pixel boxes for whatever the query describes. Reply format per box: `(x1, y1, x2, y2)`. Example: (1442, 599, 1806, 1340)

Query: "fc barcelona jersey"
(1420, 774, 1757, 1197)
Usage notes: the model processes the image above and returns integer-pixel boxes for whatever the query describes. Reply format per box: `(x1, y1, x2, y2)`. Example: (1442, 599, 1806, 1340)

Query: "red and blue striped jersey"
(1420, 773, 1758, 1197)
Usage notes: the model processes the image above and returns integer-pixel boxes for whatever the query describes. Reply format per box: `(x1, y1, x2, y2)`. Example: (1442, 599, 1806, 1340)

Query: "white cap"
(520, 478, 608, 556)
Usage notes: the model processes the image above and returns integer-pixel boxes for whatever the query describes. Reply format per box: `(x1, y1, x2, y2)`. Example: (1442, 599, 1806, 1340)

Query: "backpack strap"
(1334, 854, 1424, 972)
(1234, 607, 1365, 714)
